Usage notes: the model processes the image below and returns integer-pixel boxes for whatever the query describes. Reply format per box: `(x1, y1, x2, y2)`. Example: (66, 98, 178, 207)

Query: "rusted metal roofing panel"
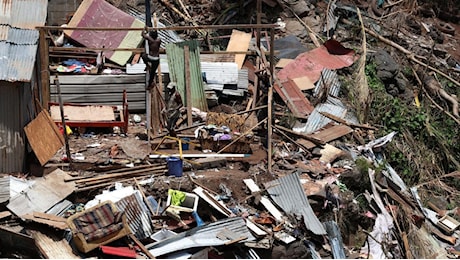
(115, 192, 153, 240)
(0, 0, 47, 29)
(274, 79, 314, 117)
(0, 0, 47, 82)
(277, 40, 356, 84)
(147, 217, 255, 257)
(166, 40, 207, 111)
(0, 177, 9, 203)
(266, 172, 326, 235)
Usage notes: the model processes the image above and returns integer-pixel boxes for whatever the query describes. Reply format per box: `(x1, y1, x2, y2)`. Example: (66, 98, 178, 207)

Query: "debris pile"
(1, 0, 459, 259)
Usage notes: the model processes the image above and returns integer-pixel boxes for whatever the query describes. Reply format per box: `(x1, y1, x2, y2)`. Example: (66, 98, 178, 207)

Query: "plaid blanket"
(72, 203, 124, 242)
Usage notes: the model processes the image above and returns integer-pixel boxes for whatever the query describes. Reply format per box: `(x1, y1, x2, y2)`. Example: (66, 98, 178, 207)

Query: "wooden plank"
(33, 211, 68, 223)
(226, 30, 252, 69)
(33, 231, 80, 259)
(275, 58, 294, 68)
(243, 179, 283, 221)
(39, 29, 50, 114)
(310, 124, 353, 143)
(292, 76, 315, 91)
(24, 110, 64, 165)
(0, 211, 12, 220)
(22, 213, 68, 230)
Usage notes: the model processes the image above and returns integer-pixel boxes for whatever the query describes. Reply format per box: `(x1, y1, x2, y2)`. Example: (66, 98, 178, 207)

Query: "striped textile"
(72, 203, 124, 242)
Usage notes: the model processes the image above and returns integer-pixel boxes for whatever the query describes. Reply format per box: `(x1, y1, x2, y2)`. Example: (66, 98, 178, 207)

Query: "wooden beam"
(39, 29, 50, 110)
(38, 24, 277, 31)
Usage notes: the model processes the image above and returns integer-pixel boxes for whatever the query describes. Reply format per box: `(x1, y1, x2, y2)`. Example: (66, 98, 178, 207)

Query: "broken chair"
(66, 201, 132, 253)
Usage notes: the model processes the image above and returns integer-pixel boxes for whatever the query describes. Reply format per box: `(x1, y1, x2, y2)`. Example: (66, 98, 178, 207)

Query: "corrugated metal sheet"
(266, 172, 326, 235)
(115, 192, 153, 240)
(202, 62, 238, 84)
(3, 0, 47, 29)
(147, 217, 256, 257)
(238, 69, 249, 90)
(294, 96, 359, 134)
(46, 199, 73, 217)
(323, 221, 346, 259)
(0, 176, 9, 203)
(166, 40, 207, 111)
(0, 83, 26, 173)
(126, 6, 183, 48)
(0, 0, 47, 82)
(314, 69, 341, 97)
(0, 26, 38, 44)
(49, 74, 146, 111)
(0, 43, 39, 82)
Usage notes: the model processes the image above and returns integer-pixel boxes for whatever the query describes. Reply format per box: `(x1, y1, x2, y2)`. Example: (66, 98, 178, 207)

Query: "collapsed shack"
(1, 0, 460, 258)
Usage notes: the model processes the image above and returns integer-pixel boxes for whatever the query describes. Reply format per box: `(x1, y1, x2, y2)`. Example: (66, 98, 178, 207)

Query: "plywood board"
(275, 58, 294, 68)
(292, 76, 315, 91)
(33, 231, 80, 259)
(49, 105, 116, 122)
(24, 110, 64, 166)
(226, 30, 252, 69)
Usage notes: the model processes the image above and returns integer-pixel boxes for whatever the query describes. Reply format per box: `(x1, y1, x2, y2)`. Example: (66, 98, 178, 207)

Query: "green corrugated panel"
(166, 40, 208, 112)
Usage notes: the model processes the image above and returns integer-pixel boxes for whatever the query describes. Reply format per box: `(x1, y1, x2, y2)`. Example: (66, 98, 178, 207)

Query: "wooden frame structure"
(36, 22, 277, 172)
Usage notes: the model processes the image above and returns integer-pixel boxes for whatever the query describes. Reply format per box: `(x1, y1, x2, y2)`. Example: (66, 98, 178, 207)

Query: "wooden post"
(145, 0, 153, 152)
(256, 0, 261, 49)
(38, 29, 50, 110)
(267, 28, 275, 173)
(184, 45, 193, 127)
(54, 75, 72, 164)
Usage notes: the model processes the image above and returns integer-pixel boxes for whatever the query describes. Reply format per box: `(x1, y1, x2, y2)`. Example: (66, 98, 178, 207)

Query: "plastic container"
(181, 138, 190, 151)
(167, 157, 183, 177)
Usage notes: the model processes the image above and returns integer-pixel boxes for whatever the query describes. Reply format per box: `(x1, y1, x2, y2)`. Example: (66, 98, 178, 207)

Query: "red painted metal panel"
(277, 40, 357, 83)
(100, 246, 137, 258)
(274, 78, 314, 117)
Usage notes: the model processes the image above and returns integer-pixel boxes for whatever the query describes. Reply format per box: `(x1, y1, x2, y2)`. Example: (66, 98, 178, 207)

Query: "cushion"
(72, 203, 124, 242)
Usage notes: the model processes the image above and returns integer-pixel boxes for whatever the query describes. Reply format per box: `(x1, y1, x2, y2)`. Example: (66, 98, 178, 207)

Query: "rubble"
(1, 0, 460, 258)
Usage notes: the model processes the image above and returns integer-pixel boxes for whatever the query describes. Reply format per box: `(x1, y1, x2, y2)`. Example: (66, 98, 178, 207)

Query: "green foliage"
(363, 63, 460, 185)
(355, 157, 371, 175)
